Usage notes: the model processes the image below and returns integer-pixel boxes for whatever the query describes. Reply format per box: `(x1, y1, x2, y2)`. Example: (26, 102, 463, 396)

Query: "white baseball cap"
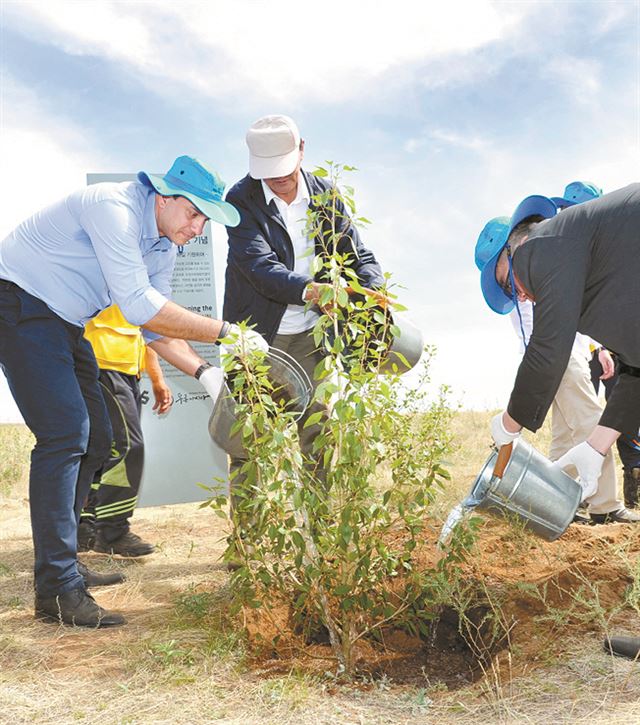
(246, 115, 301, 180)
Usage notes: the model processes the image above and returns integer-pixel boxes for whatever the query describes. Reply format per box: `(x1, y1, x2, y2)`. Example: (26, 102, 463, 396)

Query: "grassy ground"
(2, 415, 640, 724)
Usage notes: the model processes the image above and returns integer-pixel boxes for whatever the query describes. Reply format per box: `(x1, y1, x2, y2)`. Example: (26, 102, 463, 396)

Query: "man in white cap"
(223, 115, 384, 494)
(0, 155, 267, 628)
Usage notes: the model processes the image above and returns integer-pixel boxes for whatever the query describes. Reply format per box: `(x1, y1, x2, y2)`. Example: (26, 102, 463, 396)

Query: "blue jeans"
(0, 280, 112, 596)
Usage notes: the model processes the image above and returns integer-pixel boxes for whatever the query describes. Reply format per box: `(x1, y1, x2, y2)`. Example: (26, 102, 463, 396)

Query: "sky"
(0, 0, 639, 422)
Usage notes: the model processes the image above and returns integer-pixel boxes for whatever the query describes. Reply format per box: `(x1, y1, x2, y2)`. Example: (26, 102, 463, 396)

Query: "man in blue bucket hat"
(0, 155, 268, 629)
(475, 184, 640, 659)
(475, 186, 640, 490)
(476, 185, 639, 526)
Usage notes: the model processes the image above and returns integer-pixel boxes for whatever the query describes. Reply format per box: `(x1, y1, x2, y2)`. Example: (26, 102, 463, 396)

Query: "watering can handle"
(492, 442, 513, 479)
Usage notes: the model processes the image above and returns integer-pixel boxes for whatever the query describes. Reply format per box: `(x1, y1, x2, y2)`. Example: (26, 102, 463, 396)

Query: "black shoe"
(590, 508, 640, 525)
(35, 586, 126, 627)
(572, 512, 592, 526)
(94, 531, 155, 558)
(77, 521, 96, 552)
(77, 561, 126, 587)
(604, 635, 640, 659)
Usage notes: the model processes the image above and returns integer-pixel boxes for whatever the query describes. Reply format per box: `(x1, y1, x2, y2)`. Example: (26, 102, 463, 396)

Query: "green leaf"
(303, 411, 324, 429)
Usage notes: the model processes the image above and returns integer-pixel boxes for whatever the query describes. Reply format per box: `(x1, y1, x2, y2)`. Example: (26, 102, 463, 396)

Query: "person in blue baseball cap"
(0, 155, 268, 629)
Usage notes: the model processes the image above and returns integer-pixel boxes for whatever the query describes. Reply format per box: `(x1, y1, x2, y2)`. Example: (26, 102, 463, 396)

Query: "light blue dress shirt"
(0, 182, 175, 334)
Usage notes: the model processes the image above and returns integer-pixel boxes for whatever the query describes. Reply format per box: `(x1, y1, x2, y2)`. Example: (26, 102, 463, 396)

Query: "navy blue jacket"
(223, 170, 384, 343)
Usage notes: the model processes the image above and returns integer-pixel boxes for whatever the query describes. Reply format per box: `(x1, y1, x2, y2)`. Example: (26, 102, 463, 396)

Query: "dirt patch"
(239, 516, 640, 686)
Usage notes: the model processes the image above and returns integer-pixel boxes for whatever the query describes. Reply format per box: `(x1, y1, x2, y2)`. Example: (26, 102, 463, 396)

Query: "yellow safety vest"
(84, 305, 146, 376)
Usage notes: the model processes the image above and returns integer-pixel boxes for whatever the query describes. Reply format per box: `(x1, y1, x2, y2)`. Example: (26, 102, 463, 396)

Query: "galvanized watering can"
(440, 438, 582, 545)
(468, 439, 582, 540)
(208, 347, 312, 460)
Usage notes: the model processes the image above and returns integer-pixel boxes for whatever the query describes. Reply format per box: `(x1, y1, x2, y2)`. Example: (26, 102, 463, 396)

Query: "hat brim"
(479, 195, 557, 315)
(249, 147, 300, 180)
(550, 196, 576, 209)
(137, 171, 240, 227)
(508, 195, 558, 234)
(480, 250, 515, 315)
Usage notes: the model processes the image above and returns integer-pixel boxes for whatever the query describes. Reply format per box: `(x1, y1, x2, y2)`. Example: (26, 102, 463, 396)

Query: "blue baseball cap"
(550, 180, 602, 209)
(138, 155, 240, 227)
(477, 195, 558, 315)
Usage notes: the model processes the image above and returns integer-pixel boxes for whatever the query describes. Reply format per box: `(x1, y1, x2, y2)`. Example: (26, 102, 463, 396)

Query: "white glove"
(198, 366, 225, 400)
(222, 324, 269, 357)
(490, 412, 521, 448)
(554, 441, 604, 500)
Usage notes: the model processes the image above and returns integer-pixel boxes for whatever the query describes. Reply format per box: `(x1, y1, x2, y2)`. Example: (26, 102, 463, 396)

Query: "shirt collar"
(260, 171, 308, 208)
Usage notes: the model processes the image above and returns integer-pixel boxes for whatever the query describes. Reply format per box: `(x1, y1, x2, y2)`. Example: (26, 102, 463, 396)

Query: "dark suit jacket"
(508, 184, 640, 434)
(223, 169, 384, 343)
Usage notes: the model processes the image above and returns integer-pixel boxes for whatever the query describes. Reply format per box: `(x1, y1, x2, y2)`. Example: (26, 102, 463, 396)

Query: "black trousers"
(82, 369, 144, 542)
(589, 352, 640, 470)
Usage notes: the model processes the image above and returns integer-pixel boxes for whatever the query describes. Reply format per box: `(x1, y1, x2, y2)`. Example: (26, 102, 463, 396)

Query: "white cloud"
(543, 54, 602, 107)
(1, 0, 639, 422)
(0, 75, 108, 236)
(4, 0, 532, 105)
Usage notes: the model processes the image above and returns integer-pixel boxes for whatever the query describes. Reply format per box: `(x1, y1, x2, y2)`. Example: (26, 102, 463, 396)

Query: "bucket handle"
(492, 442, 513, 479)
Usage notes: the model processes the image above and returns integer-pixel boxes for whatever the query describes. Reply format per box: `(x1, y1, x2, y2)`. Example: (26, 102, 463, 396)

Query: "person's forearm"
(144, 346, 165, 385)
(587, 425, 620, 456)
(144, 300, 225, 343)
(148, 337, 207, 376)
(502, 410, 523, 434)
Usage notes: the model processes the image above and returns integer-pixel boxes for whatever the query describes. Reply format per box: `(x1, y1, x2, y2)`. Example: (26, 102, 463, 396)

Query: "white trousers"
(550, 351, 621, 514)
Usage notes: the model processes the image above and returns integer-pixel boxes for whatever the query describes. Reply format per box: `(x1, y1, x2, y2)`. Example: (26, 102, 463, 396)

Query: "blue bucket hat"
(475, 216, 510, 271)
(550, 180, 602, 209)
(138, 156, 240, 227)
(477, 195, 558, 315)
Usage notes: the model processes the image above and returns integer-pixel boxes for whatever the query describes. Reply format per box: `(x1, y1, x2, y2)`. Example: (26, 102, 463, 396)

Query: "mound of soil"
(242, 516, 640, 687)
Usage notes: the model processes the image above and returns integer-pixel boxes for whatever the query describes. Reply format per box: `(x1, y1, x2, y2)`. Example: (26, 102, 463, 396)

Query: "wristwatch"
(215, 320, 231, 346)
(194, 362, 213, 380)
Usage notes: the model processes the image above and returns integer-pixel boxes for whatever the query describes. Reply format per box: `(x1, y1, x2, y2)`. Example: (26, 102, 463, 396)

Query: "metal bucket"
(380, 310, 424, 374)
(467, 438, 581, 541)
(208, 346, 312, 459)
(335, 304, 424, 375)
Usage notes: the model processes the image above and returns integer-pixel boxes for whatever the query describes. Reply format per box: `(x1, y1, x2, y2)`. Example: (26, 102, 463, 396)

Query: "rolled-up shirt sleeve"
(80, 200, 169, 325)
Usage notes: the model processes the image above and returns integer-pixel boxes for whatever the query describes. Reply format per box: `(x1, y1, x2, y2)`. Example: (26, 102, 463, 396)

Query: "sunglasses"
(497, 246, 515, 299)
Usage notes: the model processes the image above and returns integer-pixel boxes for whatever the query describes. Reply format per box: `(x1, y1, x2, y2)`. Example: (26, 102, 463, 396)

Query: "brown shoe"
(35, 587, 125, 627)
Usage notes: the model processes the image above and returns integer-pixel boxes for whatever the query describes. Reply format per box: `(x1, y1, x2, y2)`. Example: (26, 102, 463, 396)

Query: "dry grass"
(2, 417, 640, 724)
